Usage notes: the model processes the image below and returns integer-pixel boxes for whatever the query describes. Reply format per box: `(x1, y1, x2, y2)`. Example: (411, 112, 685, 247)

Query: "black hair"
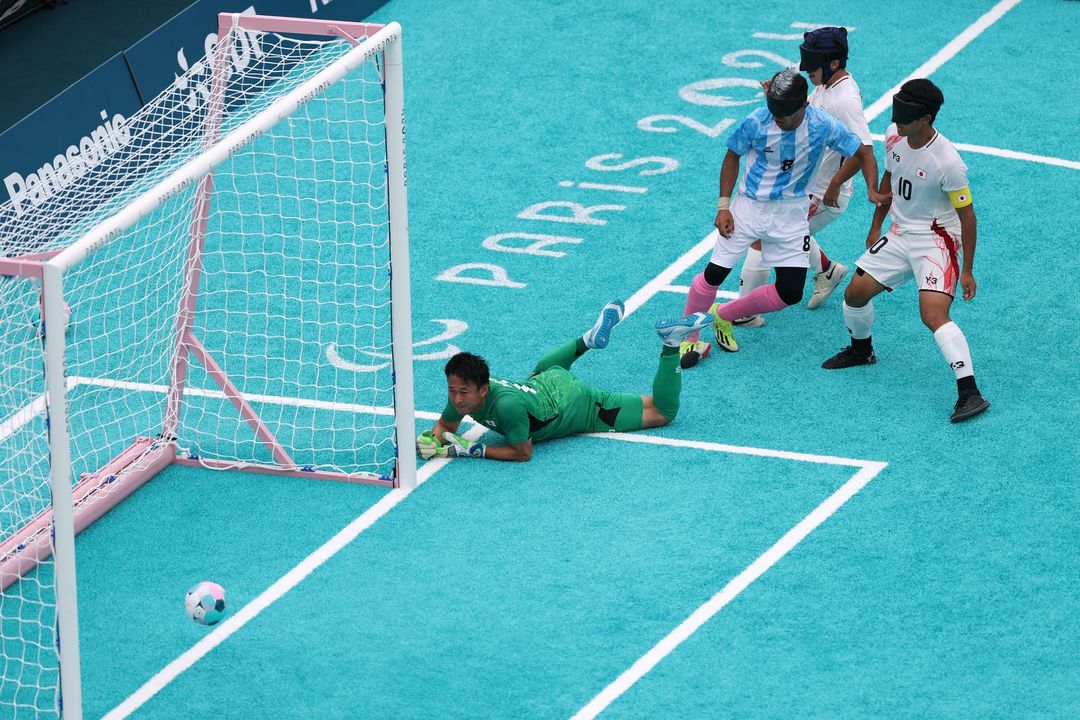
(444, 352, 490, 387)
(897, 78, 944, 121)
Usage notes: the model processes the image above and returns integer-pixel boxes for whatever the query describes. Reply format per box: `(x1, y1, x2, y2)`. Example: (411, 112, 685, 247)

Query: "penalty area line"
(570, 460, 887, 720)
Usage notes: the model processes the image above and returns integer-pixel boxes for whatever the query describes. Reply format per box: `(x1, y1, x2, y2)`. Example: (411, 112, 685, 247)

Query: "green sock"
(531, 338, 585, 375)
(651, 348, 681, 421)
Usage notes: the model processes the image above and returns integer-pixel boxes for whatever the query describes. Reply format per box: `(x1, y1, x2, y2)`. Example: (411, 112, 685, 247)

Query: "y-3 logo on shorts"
(781, 159, 794, 172)
(950, 360, 966, 369)
(925, 274, 938, 286)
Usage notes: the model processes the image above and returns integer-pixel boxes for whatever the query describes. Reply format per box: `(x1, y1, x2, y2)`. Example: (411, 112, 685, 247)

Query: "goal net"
(0, 15, 414, 718)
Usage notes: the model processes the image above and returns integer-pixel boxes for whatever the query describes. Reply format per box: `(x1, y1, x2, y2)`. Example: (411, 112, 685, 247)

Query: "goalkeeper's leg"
(643, 344, 681, 428)
(531, 300, 624, 375)
(530, 338, 588, 376)
(587, 345, 682, 433)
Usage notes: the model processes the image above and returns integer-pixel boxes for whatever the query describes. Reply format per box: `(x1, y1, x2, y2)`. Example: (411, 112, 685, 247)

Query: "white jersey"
(807, 74, 873, 199)
(884, 125, 971, 235)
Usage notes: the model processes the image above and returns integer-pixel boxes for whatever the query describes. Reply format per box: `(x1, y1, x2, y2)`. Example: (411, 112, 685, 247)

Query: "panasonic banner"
(0, 0, 386, 215)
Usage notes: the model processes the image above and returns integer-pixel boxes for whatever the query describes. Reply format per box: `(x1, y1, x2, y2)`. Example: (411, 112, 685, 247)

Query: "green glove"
(441, 432, 486, 458)
(416, 431, 442, 460)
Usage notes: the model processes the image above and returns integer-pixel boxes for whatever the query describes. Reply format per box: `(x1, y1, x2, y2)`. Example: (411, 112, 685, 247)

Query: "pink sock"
(684, 273, 719, 341)
(714, 284, 789, 321)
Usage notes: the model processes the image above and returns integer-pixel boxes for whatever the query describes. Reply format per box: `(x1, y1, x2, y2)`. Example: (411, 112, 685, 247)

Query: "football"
(184, 581, 226, 625)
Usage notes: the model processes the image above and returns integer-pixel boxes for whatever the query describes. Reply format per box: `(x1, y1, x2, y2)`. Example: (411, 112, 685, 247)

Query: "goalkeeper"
(417, 301, 712, 462)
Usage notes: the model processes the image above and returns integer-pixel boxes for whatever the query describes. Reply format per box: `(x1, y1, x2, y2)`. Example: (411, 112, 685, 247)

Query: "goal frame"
(0, 15, 415, 718)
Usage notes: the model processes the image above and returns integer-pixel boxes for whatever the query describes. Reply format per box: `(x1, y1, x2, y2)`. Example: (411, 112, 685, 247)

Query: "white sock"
(933, 321, 974, 379)
(739, 247, 770, 297)
(808, 236, 824, 273)
(842, 301, 874, 340)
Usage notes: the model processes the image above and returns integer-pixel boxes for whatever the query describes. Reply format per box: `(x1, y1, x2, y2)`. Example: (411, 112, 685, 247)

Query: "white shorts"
(856, 223, 962, 296)
(711, 194, 811, 269)
(808, 192, 850, 235)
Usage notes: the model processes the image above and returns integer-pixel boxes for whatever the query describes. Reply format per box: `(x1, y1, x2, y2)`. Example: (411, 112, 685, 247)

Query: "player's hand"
(823, 182, 841, 208)
(714, 209, 734, 238)
(960, 270, 976, 300)
(416, 431, 442, 459)
(868, 188, 892, 207)
(442, 432, 486, 458)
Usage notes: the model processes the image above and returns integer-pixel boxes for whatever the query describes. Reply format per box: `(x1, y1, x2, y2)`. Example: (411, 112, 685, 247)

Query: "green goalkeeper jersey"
(441, 366, 605, 444)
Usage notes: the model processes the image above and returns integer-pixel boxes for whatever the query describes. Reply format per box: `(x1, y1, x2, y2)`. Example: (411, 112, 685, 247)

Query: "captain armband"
(948, 187, 973, 209)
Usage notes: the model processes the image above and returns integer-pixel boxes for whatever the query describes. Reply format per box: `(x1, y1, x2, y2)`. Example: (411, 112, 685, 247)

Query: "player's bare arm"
(956, 203, 977, 300)
(864, 170, 892, 247)
(479, 438, 533, 462)
(828, 145, 886, 207)
(713, 149, 741, 237)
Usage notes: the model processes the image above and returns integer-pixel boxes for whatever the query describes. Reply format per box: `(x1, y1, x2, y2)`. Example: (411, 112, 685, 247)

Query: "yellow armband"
(948, 187, 973, 209)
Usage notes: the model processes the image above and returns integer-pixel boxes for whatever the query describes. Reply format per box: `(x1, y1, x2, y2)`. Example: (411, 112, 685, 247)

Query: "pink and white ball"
(185, 581, 226, 625)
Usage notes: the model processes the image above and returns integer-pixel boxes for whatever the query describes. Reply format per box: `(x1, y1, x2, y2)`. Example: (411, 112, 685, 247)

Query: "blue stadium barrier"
(0, 0, 386, 213)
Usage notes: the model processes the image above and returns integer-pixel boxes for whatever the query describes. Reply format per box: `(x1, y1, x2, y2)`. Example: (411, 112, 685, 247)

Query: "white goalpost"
(0, 14, 414, 718)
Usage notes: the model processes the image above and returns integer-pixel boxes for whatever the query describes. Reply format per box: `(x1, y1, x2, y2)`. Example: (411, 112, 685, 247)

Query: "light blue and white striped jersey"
(726, 105, 862, 201)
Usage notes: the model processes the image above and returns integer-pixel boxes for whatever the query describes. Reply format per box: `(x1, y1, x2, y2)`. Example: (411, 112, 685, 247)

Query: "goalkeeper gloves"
(415, 431, 486, 459)
(416, 431, 442, 460)
(440, 431, 485, 458)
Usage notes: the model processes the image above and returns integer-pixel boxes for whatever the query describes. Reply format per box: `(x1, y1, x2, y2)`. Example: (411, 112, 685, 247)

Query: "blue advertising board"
(0, 0, 386, 212)
(0, 53, 143, 214)
(124, 0, 386, 105)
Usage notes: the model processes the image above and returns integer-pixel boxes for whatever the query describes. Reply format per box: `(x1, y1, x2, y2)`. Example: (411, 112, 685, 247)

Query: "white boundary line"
(862, 0, 1024, 121)
(591, 431, 871, 468)
(570, 461, 887, 720)
(660, 286, 737, 298)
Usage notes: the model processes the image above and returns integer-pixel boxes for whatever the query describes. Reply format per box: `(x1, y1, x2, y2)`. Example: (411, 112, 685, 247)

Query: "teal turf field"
(3, 0, 1079, 717)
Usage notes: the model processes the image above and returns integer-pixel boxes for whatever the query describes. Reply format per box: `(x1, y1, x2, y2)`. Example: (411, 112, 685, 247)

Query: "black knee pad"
(774, 267, 807, 306)
(703, 262, 731, 287)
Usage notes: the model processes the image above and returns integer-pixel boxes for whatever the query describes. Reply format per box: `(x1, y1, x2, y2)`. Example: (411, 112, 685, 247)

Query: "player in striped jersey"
(736, 27, 873, 326)
(821, 79, 990, 423)
(677, 67, 887, 369)
(415, 302, 713, 462)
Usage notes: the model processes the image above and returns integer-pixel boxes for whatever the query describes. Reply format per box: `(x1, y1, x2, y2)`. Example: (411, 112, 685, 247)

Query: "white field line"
(590, 431, 869, 468)
(68, 375, 444, 422)
(623, 233, 717, 318)
(0, 393, 47, 444)
(661, 286, 737, 298)
(570, 461, 888, 720)
(0, 377, 79, 444)
(571, 3, 1023, 717)
(870, 133, 1080, 171)
(67, 375, 880, 468)
(862, 0, 1024, 122)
